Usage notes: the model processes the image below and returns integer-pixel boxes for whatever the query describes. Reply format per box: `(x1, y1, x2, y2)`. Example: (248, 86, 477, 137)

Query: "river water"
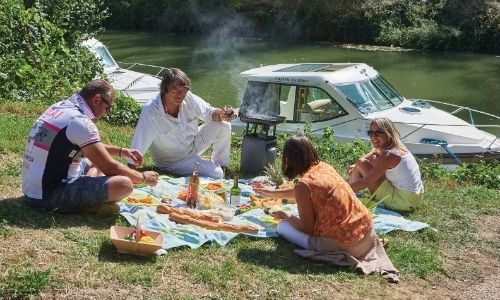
(100, 31, 500, 128)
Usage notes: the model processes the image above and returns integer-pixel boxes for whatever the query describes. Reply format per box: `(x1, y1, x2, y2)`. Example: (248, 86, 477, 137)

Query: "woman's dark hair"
(281, 134, 320, 179)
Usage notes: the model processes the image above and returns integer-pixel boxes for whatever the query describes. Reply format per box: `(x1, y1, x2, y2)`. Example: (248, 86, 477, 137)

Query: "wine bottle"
(229, 175, 241, 207)
(186, 162, 200, 208)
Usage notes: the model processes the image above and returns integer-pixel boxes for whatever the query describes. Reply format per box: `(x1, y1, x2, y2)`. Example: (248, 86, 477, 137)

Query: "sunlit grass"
(0, 100, 498, 298)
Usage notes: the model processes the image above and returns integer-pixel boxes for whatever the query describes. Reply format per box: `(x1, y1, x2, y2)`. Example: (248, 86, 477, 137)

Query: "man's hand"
(142, 171, 159, 186)
(213, 106, 237, 122)
(121, 148, 143, 167)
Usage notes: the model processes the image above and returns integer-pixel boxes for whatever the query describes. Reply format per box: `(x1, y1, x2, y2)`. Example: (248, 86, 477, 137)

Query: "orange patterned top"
(300, 162, 372, 244)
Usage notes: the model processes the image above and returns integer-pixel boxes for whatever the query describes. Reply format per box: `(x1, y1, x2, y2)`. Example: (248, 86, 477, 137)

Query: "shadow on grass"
(97, 240, 161, 264)
(236, 236, 350, 276)
(0, 196, 119, 230)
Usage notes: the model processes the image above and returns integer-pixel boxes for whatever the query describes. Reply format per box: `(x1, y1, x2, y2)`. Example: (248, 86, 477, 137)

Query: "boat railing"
(411, 99, 500, 127)
(117, 62, 167, 78)
(402, 99, 500, 156)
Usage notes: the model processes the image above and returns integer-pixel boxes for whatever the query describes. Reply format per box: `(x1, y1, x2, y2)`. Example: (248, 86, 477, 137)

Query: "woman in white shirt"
(348, 118, 423, 212)
(129, 68, 235, 179)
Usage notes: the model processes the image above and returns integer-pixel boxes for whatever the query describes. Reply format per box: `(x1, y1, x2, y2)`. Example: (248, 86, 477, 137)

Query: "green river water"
(100, 31, 500, 128)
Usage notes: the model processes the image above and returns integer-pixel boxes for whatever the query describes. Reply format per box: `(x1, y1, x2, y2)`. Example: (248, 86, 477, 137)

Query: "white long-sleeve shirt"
(130, 92, 215, 168)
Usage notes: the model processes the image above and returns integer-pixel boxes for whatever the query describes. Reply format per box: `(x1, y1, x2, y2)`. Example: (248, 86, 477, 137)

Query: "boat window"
(372, 76, 404, 106)
(333, 75, 404, 114)
(294, 86, 347, 123)
(94, 46, 118, 69)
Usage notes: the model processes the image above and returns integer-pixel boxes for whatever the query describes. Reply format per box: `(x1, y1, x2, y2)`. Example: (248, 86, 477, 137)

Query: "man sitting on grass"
(128, 68, 235, 179)
(21, 79, 159, 213)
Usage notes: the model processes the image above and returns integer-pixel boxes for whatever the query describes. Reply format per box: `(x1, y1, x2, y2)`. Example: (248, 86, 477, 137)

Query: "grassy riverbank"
(0, 101, 498, 299)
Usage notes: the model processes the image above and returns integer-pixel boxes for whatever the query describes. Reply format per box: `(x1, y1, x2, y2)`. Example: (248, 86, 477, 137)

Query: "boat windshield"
(333, 75, 404, 114)
(93, 46, 118, 69)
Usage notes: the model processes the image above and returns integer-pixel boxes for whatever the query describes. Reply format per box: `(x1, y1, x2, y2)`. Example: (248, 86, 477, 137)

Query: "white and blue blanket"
(119, 176, 430, 250)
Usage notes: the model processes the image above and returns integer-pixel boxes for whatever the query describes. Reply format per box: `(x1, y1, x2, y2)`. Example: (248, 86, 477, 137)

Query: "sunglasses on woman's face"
(367, 130, 385, 137)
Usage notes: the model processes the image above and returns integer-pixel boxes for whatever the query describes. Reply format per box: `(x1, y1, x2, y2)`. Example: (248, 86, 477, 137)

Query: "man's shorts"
(372, 180, 422, 212)
(26, 176, 109, 213)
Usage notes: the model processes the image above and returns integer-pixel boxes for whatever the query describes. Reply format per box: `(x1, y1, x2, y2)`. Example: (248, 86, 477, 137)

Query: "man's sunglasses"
(367, 130, 385, 137)
(100, 94, 112, 113)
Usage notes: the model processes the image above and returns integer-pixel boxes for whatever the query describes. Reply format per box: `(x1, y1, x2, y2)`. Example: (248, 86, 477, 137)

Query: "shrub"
(452, 161, 500, 189)
(0, 0, 104, 103)
(34, 0, 109, 43)
(377, 19, 461, 50)
(419, 160, 451, 180)
(104, 92, 142, 127)
(310, 127, 370, 170)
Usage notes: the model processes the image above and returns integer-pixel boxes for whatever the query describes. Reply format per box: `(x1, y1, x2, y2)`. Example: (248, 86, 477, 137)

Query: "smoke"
(187, 4, 258, 106)
(239, 82, 280, 116)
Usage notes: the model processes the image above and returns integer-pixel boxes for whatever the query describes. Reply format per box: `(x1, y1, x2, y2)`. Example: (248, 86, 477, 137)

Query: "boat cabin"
(235, 63, 500, 163)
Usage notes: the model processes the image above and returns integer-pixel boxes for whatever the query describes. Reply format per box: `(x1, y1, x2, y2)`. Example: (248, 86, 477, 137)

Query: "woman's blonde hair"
(371, 117, 407, 151)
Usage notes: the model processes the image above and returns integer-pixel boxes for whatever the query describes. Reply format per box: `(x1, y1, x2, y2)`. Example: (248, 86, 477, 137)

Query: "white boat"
(233, 63, 500, 163)
(83, 38, 162, 105)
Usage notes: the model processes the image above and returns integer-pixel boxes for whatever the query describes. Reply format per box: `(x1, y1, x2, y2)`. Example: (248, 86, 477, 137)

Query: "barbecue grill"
(239, 112, 286, 175)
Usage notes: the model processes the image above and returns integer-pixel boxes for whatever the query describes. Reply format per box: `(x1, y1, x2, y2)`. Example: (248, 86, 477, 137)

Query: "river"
(100, 31, 500, 128)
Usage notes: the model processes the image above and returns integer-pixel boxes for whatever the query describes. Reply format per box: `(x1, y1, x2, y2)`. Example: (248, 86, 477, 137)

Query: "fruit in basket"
(124, 230, 136, 241)
(139, 235, 156, 244)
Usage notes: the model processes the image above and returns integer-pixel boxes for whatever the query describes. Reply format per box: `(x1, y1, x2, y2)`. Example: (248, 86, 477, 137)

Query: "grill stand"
(239, 113, 285, 175)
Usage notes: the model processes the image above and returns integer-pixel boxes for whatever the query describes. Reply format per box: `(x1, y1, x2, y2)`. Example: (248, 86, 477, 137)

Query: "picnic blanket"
(119, 176, 430, 251)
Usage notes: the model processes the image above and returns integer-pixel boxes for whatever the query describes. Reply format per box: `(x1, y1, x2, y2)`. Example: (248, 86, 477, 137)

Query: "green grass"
(1, 268, 53, 298)
(0, 100, 499, 299)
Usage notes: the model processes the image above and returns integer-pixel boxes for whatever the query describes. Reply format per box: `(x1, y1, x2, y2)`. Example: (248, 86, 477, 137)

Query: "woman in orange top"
(253, 135, 399, 280)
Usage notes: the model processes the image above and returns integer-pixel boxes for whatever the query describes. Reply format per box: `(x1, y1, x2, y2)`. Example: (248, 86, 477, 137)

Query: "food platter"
(121, 190, 160, 206)
(249, 194, 282, 208)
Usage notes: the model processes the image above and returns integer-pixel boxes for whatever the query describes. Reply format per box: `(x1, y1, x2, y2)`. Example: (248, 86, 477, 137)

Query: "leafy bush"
(102, 0, 499, 52)
(365, 0, 499, 52)
(104, 92, 142, 127)
(452, 161, 500, 189)
(309, 127, 370, 170)
(377, 19, 461, 50)
(34, 0, 109, 43)
(0, 0, 105, 103)
(419, 160, 451, 180)
(420, 159, 499, 189)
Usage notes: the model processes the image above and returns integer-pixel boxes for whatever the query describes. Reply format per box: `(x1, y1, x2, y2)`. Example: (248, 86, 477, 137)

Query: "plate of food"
(201, 182, 224, 190)
(121, 191, 160, 206)
(200, 182, 227, 201)
(249, 194, 282, 208)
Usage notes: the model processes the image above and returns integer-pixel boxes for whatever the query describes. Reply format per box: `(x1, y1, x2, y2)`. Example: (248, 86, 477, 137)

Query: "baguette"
(157, 204, 222, 223)
(168, 212, 259, 233)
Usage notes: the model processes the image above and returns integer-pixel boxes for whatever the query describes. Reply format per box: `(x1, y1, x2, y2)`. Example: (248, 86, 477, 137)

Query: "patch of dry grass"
(1, 110, 499, 299)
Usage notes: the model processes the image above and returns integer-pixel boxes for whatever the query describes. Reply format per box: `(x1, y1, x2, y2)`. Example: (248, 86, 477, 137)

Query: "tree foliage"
(0, 0, 106, 103)
(103, 0, 499, 53)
